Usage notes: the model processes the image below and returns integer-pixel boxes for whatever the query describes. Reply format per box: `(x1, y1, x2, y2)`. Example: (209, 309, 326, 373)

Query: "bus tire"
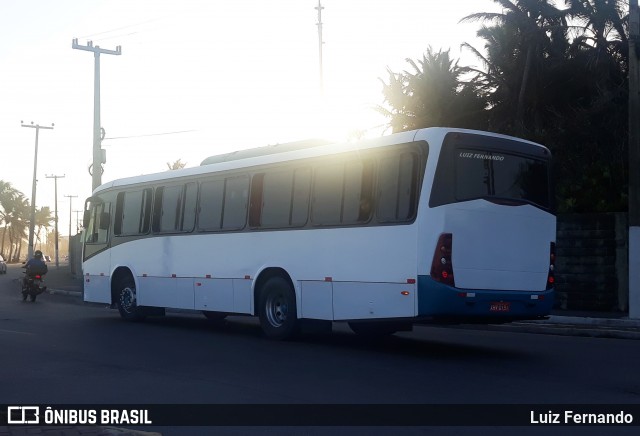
(348, 321, 404, 338)
(258, 276, 299, 340)
(116, 277, 146, 322)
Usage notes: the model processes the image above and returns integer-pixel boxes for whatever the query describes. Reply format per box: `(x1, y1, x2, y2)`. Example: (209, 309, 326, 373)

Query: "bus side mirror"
(99, 212, 110, 230)
(83, 210, 91, 228)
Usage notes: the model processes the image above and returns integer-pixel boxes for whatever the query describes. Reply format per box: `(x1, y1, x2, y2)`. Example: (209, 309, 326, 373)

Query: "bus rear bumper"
(417, 275, 554, 322)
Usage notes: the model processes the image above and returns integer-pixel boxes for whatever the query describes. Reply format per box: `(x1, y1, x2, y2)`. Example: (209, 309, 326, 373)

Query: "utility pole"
(72, 38, 121, 192)
(315, 0, 324, 96)
(21, 121, 54, 261)
(629, 2, 640, 319)
(73, 210, 83, 234)
(45, 174, 65, 268)
(64, 195, 78, 255)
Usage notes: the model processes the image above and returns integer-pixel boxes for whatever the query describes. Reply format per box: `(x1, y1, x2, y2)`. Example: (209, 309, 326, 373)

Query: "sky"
(0, 0, 500, 239)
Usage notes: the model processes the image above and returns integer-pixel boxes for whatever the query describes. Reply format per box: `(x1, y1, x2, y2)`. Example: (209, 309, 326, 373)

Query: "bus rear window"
(430, 132, 553, 211)
(455, 149, 550, 209)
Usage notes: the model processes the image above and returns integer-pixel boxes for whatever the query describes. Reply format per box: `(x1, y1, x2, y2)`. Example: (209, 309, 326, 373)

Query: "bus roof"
(91, 127, 547, 195)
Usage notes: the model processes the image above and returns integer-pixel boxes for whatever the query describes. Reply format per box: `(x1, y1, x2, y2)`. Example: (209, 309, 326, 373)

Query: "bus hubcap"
(120, 287, 136, 313)
(266, 294, 287, 327)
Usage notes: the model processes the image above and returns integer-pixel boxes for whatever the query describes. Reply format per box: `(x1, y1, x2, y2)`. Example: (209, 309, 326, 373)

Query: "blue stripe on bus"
(417, 275, 554, 318)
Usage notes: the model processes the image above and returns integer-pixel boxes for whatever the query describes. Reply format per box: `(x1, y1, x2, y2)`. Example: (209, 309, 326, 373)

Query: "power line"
(78, 18, 159, 39)
(93, 32, 139, 43)
(104, 129, 197, 140)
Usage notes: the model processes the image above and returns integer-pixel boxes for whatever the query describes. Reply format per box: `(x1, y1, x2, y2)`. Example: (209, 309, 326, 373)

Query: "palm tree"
(460, 0, 627, 212)
(6, 194, 30, 262)
(0, 180, 14, 257)
(167, 159, 187, 170)
(34, 206, 55, 251)
(0, 182, 23, 259)
(376, 47, 487, 132)
(461, 0, 568, 134)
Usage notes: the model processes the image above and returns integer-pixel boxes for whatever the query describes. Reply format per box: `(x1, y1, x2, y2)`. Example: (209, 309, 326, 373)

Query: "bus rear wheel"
(116, 277, 146, 322)
(258, 276, 299, 340)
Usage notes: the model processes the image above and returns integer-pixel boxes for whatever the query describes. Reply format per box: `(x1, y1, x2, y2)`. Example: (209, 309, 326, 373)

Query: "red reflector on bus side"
(324, 277, 332, 282)
(205, 274, 212, 279)
(401, 291, 410, 296)
(172, 274, 177, 278)
(244, 275, 251, 280)
(407, 279, 416, 284)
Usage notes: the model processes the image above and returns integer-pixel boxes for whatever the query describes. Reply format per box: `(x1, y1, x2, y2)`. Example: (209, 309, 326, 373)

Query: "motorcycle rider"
(22, 250, 48, 289)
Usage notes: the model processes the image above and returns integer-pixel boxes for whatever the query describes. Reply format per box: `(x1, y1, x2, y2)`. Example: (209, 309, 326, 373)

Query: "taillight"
(35, 275, 41, 279)
(546, 242, 555, 290)
(430, 233, 455, 287)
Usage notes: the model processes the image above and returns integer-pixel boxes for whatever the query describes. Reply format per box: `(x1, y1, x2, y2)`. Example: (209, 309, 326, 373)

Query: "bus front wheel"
(258, 277, 299, 340)
(116, 278, 146, 322)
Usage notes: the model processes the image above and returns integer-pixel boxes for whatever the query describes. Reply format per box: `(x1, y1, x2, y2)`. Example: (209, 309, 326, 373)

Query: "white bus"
(82, 127, 555, 339)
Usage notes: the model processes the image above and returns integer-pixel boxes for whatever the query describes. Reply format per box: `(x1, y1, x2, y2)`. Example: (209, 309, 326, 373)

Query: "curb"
(48, 288, 83, 297)
(44, 288, 640, 339)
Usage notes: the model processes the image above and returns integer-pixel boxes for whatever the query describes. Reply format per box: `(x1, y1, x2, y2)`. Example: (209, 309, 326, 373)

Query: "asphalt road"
(0, 264, 638, 435)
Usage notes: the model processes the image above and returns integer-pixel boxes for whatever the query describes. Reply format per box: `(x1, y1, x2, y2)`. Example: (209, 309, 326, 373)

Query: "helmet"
(34, 250, 43, 258)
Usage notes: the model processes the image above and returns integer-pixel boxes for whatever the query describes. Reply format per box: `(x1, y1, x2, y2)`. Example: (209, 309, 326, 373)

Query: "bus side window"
(119, 189, 151, 235)
(181, 183, 197, 232)
(84, 207, 97, 243)
(159, 185, 182, 232)
(94, 203, 110, 243)
(397, 153, 418, 220)
(249, 174, 264, 228)
(377, 152, 418, 222)
(291, 168, 311, 226)
(198, 179, 224, 231)
(114, 193, 124, 235)
(312, 163, 344, 225)
(261, 170, 294, 228)
(222, 176, 249, 230)
(343, 160, 374, 224)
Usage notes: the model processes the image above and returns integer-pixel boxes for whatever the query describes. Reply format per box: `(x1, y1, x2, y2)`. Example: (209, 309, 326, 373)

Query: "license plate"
(489, 302, 510, 312)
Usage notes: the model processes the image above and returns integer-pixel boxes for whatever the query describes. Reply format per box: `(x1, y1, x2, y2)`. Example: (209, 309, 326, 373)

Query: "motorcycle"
(22, 272, 47, 302)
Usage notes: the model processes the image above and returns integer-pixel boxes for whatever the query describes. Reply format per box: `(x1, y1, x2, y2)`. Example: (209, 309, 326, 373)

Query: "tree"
(376, 47, 487, 132)
(0, 182, 26, 260)
(460, 0, 568, 135)
(34, 206, 54, 251)
(167, 159, 187, 170)
(0, 180, 14, 257)
(460, 0, 628, 212)
(6, 194, 30, 262)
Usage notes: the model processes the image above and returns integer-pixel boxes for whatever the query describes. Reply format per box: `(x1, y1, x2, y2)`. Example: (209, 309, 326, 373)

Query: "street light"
(21, 121, 54, 260)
